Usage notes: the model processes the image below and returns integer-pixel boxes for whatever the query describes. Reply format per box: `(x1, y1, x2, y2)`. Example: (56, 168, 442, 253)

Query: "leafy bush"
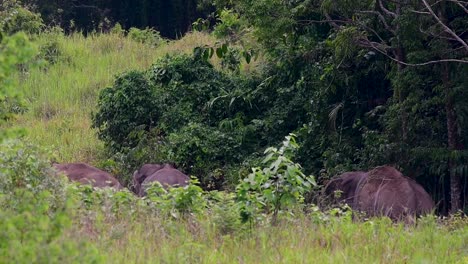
(110, 22, 125, 36)
(212, 9, 243, 40)
(0, 32, 36, 139)
(127, 27, 163, 46)
(236, 134, 316, 224)
(0, 1, 44, 36)
(37, 27, 69, 65)
(0, 139, 104, 263)
(145, 177, 207, 218)
(206, 190, 245, 234)
(93, 53, 260, 189)
(93, 70, 158, 150)
(0, 190, 105, 263)
(161, 122, 244, 188)
(0, 139, 64, 198)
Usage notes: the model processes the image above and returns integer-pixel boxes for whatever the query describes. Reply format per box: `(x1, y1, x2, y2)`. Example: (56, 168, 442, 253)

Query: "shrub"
(206, 190, 245, 234)
(0, 32, 36, 139)
(127, 27, 163, 46)
(0, 1, 44, 36)
(0, 139, 104, 263)
(236, 134, 316, 224)
(37, 27, 69, 65)
(93, 53, 261, 189)
(110, 22, 125, 36)
(212, 9, 243, 40)
(145, 177, 207, 218)
(161, 122, 244, 189)
(92, 70, 159, 150)
(0, 139, 64, 198)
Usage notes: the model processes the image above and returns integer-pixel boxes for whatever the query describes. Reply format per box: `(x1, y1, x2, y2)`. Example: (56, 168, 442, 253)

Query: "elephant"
(53, 162, 122, 189)
(132, 163, 190, 196)
(324, 166, 434, 221)
(324, 171, 367, 206)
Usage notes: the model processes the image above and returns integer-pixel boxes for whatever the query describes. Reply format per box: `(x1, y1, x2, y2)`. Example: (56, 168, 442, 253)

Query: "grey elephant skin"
(133, 163, 190, 196)
(53, 163, 122, 189)
(325, 166, 434, 221)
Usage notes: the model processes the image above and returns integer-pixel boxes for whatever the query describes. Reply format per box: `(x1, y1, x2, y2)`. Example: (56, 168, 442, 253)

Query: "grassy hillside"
(10, 31, 217, 163)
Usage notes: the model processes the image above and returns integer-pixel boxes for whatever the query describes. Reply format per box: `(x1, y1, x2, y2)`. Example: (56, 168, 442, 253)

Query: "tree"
(228, 0, 467, 212)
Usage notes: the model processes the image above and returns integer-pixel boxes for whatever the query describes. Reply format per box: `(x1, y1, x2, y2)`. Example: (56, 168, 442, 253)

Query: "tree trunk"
(437, 2, 463, 214)
(394, 1, 408, 142)
(442, 62, 462, 213)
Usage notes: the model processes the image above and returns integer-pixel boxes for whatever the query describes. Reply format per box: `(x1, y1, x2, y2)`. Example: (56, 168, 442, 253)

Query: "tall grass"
(10, 31, 217, 163)
(70, 212, 467, 264)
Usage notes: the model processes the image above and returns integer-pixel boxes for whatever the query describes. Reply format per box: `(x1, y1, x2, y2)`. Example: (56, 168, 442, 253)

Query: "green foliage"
(0, 0, 44, 36)
(162, 122, 244, 188)
(145, 177, 207, 218)
(92, 70, 158, 150)
(0, 139, 63, 196)
(0, 190, 104, 263)
(37, 27, 69, 65)
(212, 8, 243, 40)
(127, 27, 163, 46)
(0, 139, 104, 263)
(206, 190, 244, 234)
(110, 22, 125, 36)
(219, 46, 242, 72)
(0, 32, 36, 139)
(236, 134, 316, 224)
(94, 53, 260, 189)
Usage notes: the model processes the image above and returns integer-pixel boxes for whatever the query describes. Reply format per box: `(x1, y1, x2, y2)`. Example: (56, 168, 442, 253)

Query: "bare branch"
(323, 12, 341, 29)
(421, 0, 468, 52)
(452, 0, 468, 13)
(378, 0, 397, 18)
(410, 9, 431, 14)
(357, 10, 395, 33)
(413, 0, 468, 15)
(297, 19, 351, 25)
(362, 37, 468, 66)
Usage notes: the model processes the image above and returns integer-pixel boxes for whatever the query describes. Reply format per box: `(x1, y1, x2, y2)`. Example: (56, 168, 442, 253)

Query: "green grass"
(10, 31, 218, 163)
(69, 212, 467, 264)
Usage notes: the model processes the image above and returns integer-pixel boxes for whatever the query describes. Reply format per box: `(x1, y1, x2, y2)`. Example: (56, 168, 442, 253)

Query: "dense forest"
(0, 0, 467, 262)
(16, 0, 206, 37)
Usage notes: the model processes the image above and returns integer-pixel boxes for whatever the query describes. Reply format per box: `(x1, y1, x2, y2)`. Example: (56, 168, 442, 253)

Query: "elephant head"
(138, 167, 190, 197)
(132, 163, 178, 195)
(324, 171, 367, 207)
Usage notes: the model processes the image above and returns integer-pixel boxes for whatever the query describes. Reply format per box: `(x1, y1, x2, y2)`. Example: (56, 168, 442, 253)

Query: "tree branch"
(362, 37, 468, 66)
(378, 0, 397, 18)
(452, 0, 468, 14)
(421, 0, 468, 52)
(357, 10, 395, 33)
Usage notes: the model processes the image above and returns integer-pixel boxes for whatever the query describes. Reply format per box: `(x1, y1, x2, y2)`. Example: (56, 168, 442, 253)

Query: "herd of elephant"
(53, 162, 189, 197)
(53, 162, 435, 222)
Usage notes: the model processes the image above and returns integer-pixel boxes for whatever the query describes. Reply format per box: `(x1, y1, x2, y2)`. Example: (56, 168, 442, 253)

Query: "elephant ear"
(324, 177, 344, 199)
(132, 170, 143, 193)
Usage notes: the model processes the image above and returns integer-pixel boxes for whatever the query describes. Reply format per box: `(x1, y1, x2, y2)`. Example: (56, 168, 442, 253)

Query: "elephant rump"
(53, 162, 122, 189)
(325, 166, 434, 221)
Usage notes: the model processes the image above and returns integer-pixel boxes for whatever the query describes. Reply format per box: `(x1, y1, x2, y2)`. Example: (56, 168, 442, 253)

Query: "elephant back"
(355, 166, 433, 221)
(53, 163, 122, 189)
(139, 168, 189, 196)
